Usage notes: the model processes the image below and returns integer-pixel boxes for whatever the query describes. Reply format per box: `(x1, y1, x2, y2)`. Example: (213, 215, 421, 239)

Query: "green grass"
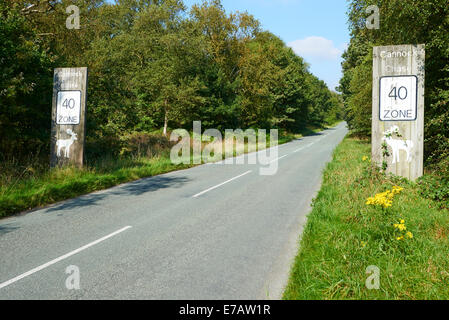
(283, 137, 449, 300)
(0, 126, 334, 218)
(0, 156, 194, 217)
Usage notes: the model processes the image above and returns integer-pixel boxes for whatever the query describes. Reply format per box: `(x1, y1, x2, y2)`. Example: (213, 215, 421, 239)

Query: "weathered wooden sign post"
(372, 44, 425, 180)
(50, 67, 88, 168)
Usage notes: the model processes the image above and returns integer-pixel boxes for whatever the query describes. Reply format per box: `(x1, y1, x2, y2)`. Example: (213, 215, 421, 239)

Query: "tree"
(0, 2, 55, 158)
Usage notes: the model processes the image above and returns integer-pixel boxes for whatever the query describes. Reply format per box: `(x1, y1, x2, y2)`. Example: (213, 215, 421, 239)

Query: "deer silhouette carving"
(56, 129, 78, 158)
(382, 125, 413, 164)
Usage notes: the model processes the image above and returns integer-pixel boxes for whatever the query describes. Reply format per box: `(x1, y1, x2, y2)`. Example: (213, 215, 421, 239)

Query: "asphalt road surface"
(0, 122, 347, 299)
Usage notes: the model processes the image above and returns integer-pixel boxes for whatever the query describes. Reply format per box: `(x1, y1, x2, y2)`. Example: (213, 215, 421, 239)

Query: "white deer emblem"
(56, 129, 78, 158)
(382, 125, 413, 164)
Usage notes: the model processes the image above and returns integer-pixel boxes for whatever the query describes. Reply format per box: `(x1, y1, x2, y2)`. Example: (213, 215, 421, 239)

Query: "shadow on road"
(0, 222, 20, 236)
(114, 175, 189, 196)
(44, 175, 190, 213)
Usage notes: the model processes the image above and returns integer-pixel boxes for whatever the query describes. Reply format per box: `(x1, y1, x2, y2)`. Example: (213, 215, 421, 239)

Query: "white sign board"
(379, 76, 417, 121)
(372, 44, 424, 181)
(56, 90, 81, 125)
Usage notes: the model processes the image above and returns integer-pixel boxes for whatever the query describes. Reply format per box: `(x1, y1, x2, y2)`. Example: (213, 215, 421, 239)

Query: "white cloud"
(287, 36, 342, 61)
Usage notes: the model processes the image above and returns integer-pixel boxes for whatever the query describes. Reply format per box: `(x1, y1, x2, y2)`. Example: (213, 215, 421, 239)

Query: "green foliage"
(418, 174, 449, 210)
(119, 132, 174, 158)
(0, 3, 55, 158)
(344, 51, 372, 136)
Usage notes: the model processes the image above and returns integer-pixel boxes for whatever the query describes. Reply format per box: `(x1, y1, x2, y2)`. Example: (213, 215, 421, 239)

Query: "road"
(0, 122, 347, 299)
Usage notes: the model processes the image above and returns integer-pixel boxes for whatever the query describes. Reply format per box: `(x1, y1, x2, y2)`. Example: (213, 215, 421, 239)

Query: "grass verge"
(0, 157, 193, 218)
(283, 137, 449, 300)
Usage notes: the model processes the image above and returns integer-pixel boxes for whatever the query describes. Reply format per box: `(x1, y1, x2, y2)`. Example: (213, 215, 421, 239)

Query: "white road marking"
(293, 143, 314, 153)
(192, 170, 252, 198)
(206, 142, 291, 166)
(269, 154, 288, 163)
(0, 226, 132, 290)
(206, 128, 331, 165)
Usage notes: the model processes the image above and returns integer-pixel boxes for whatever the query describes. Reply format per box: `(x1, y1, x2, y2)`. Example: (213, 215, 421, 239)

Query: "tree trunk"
(163, 100, 168, 136)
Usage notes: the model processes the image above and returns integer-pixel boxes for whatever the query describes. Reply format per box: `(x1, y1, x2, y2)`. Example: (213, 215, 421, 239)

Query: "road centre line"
(192, 170, 252, 198)
(0, 226, 132, 290)
(293, 133, 330, 152)
(206, 140, 293, 166)
(207, 133, 327, 166)
(293, 143, 313, 153)
(269, 154, 288, 163)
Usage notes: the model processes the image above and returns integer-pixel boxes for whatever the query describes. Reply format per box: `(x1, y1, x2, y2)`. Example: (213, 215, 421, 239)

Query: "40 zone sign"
(56, 90, 81, 125)
(379, 75, 417, 121)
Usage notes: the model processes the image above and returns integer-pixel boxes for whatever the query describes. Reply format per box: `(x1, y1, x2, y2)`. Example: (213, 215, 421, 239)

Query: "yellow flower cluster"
(365, 186, 404, 209)
(366, 190, 394, 208)
(362, 156, 369, 161)
(392, 186, 404, 194)
(394, 219, 413, 240)
(393, 220, 406, 231)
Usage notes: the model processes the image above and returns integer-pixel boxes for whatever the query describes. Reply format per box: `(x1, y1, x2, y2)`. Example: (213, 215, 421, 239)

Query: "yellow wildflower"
(392, 186, 404, 195)
(362, 156, 369, 161)
(366, 190, 393, 208)
(366, 186, 403, 209)
(394, 223, 406, 231)
(406, 232, 413, 239)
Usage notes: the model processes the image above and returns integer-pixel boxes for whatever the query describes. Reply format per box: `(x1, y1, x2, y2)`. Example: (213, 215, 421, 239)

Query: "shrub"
(418, 174, 449, 210)
(119, 132, 173, 158)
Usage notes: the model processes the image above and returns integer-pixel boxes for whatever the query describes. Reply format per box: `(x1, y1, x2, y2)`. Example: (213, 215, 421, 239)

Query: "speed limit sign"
(379, 75, 417, 121)
(372, 44, 424, 181)
(56, 90, 81, 125)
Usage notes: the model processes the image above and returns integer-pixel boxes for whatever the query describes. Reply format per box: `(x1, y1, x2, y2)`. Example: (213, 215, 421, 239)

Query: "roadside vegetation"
(284, 137, 449, 300)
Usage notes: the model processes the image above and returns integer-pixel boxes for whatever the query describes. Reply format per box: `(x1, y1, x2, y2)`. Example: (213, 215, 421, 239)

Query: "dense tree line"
(1, 0, 342, 161)
(339, 0, 449, 173)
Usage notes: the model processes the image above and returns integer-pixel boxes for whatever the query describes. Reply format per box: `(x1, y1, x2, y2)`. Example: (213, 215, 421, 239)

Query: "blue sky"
(183, 0, 350, 91)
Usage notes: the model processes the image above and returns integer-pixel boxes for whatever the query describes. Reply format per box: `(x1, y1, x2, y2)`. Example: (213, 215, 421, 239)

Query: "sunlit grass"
(0, 155, 193, 217)
(283, 137, 449, 300)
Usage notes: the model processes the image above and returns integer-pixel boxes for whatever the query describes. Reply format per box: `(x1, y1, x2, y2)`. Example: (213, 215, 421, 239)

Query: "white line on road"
(206, 144, 289, 166)
(269, 154, 288, 163)
(293, 143, 313, 153)
(192, 170, 252, 198)
(0, 226, 132, 290)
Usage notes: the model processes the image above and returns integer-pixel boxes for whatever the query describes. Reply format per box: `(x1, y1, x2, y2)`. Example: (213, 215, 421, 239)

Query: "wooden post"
(50, 67, 88, 168)
(372, 44, 425, 181)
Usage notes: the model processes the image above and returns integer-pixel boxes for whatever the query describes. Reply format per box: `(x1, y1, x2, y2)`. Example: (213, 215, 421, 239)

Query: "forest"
(0, 0, 342, 164)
